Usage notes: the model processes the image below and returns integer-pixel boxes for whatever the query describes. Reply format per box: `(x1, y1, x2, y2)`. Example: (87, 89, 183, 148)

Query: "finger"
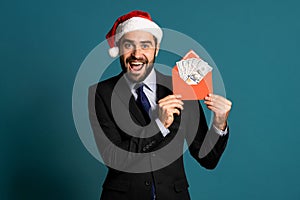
(173, 108, 181, 115)
(159, 98, 184, 104)
(158, 95, 180, 103)
(159, 99, 184, 107)
(166, 114, 174, 122)
(204, 100, 230, 112)
(206, 105, 230, 118)
(168, 114, 174, 121)
(205, 94, 220, 102)
(206, 105, 223, 114)
(205, 94, 232, 106)
(166, 108, 180, 117)
(204, 101, 221, 111)
(158, 94, 182, 103)
(160, 103, 184, 111)
(204, 94, 215, 102)
(204, 95, 232, 110)
(214, 95, 232, 106)
(158, 98, 182, 106)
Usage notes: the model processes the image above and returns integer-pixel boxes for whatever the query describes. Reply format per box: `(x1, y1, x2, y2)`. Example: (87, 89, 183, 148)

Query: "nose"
(131, 47, 143, 59)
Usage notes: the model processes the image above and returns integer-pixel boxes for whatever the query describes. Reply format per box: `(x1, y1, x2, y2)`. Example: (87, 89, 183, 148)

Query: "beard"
(119, 49, 157, 83)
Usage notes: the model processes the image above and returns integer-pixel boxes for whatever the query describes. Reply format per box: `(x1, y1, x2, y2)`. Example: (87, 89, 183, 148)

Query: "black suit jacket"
(88, 70, 229, 200)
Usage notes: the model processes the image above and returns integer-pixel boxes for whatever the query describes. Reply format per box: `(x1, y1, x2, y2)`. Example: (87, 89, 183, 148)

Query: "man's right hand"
(158, 95, 184, 128)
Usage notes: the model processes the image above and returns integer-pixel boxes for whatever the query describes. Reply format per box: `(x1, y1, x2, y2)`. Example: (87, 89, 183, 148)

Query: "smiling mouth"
(129, 61, 145, 72)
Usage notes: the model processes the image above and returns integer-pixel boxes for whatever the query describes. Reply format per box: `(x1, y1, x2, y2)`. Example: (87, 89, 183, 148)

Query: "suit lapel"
(112, 71, 173, 126)
(112, 74, 148, 125)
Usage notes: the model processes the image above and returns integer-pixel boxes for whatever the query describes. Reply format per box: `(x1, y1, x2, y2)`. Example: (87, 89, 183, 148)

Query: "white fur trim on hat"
(115, 17, 163, 45)
(108, 46, 119, 57)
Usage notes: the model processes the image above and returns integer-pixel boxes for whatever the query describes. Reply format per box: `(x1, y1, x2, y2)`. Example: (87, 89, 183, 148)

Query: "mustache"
(126, 56, 148, 64)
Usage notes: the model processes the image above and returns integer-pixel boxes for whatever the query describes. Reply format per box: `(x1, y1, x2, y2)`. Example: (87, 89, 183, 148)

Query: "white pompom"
(108, 47, 119, 57)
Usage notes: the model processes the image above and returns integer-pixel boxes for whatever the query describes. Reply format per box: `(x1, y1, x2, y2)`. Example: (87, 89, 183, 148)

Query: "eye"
(141, 44, 150, 49)
(124, 43, 132, 49)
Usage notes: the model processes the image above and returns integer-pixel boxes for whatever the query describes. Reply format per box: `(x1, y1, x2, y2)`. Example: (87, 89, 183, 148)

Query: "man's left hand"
(204, 94, 232, 131)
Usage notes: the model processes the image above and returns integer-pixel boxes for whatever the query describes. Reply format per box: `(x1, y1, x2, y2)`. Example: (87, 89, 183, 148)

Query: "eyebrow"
(140, 41, 154, 46)
(121, 39, 154, 46)
(121, 39, 134, 44)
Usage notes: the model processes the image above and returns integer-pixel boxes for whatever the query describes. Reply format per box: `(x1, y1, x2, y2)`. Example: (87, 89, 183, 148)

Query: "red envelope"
(172, 50, 213, 100)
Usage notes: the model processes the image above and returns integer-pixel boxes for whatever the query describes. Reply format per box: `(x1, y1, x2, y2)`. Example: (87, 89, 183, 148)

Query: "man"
(88, 10, 232, 200)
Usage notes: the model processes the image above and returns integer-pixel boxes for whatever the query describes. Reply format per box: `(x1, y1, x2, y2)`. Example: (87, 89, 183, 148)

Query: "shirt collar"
(124, 68, 156, 92)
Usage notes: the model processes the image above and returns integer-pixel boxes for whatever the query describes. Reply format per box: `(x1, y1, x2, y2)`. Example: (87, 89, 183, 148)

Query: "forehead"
(120, 30, 155, 43)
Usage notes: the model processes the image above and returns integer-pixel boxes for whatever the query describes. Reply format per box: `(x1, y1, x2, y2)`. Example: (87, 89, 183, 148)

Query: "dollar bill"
(176, 58, 212, 85)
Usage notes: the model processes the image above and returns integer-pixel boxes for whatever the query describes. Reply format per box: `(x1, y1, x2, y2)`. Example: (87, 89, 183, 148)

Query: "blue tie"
(136, 83, 156, 199)
(136, 83, 151, 123)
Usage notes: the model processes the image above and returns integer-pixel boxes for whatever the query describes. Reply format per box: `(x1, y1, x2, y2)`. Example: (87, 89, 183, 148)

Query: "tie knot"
(135, 83, 145, 93)
(135, 82, 151, 120)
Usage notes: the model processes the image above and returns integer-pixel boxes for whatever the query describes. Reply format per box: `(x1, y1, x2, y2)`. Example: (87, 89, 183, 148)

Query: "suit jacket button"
(145, 181, 151, 186)
(142, 147, 147, 152)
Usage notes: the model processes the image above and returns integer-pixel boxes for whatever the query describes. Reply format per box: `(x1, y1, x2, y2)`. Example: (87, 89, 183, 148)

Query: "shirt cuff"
(155, 118, 170, 137)
(212, 124, 228, 136)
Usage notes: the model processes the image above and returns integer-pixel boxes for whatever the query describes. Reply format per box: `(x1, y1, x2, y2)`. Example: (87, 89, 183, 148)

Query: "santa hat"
(106, 10, 163, 57)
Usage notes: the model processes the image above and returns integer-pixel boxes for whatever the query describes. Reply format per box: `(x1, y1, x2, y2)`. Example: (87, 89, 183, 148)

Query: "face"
(119, 30, 159, 82)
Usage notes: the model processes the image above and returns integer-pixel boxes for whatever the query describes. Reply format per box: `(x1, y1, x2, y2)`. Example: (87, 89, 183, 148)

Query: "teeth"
(131, 62, 143, 65)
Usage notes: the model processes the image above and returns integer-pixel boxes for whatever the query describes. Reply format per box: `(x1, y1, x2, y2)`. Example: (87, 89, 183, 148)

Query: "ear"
(155, 44, 160, 57)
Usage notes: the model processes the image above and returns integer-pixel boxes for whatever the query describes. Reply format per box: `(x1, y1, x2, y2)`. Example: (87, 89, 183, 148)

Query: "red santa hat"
(106, 10, 163, 57)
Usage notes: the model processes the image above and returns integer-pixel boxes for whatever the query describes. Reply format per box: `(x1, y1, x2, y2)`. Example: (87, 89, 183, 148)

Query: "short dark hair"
(117, 35, 158, 48)
(153, 36, 158, 47)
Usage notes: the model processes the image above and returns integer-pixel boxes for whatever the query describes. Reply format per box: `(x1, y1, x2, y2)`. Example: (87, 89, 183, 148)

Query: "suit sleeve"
(187, 101, 229, 169)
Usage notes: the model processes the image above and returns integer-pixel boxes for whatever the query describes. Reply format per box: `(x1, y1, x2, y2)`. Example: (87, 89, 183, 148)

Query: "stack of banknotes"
(176, 58, 213, 85)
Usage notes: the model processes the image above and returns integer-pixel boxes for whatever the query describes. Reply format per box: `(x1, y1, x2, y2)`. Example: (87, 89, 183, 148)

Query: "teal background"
(1, 0, 299, 199)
